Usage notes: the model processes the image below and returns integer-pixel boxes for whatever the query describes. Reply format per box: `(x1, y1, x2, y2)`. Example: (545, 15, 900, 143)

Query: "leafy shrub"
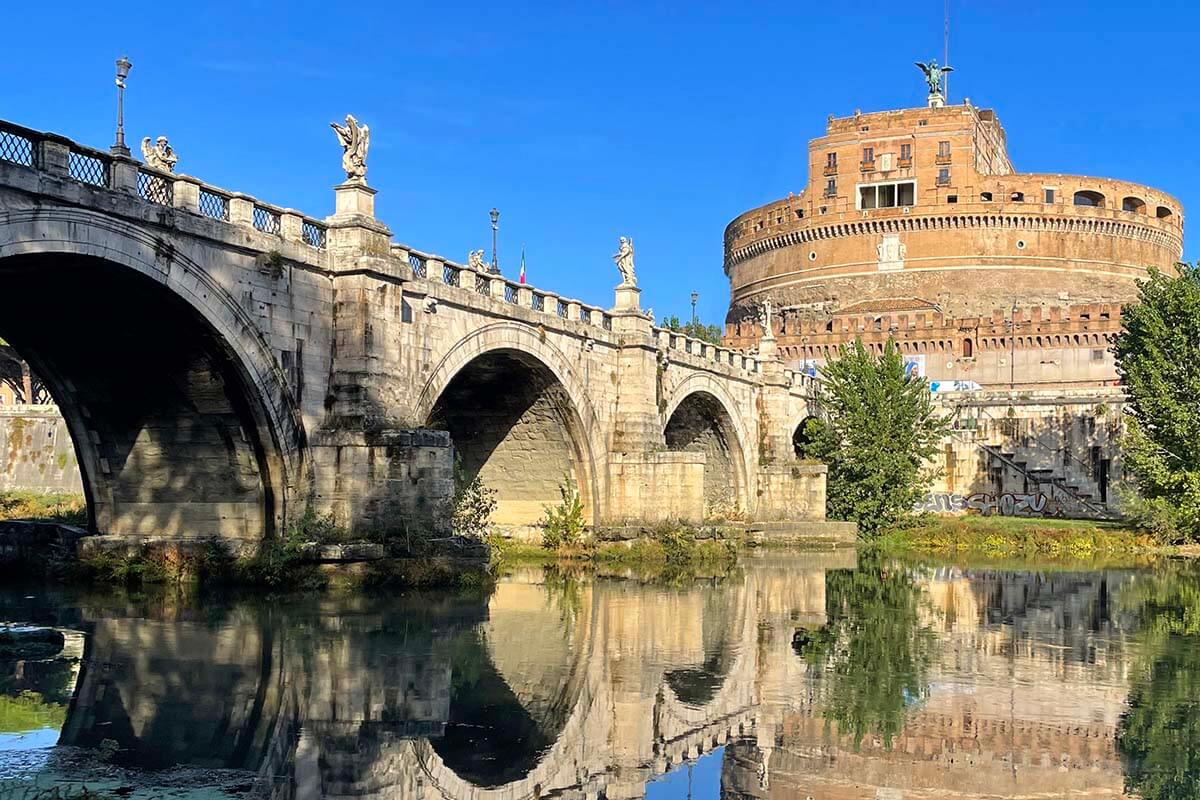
(449, 472, 498, 539)
(541, 478, 586, 550)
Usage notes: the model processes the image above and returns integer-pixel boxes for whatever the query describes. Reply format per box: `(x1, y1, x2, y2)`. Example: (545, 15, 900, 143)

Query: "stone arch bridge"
(0, 120, 826, 540)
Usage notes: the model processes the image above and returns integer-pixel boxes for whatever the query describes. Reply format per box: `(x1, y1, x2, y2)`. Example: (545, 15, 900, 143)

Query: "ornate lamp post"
(489, 207, 500, 274)
(111, 55, 132, 157)
(690, 291, 699, 326)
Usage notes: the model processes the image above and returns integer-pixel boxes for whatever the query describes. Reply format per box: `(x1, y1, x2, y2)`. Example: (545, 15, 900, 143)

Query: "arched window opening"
(962, 338, 973, 358)
(1010, 191, 1025, 202)
(1073, 190, 1105, 207)
(1156, 206, 1174, 219)
(1122, 196, 1146, 214)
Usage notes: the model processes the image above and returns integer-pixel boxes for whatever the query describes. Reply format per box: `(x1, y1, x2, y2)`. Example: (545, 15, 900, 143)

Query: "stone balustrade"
(653, 327, 760, 376)
(396, 245, 616, 332)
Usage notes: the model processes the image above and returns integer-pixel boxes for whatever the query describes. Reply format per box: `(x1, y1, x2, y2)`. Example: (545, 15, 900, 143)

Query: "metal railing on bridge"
(0, 119, 329, 253)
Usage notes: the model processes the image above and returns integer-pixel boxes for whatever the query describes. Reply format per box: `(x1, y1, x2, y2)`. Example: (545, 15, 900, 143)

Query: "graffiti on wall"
(915, 492, 1066, 517)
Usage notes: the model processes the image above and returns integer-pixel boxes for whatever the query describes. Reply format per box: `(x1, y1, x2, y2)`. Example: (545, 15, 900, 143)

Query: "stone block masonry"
(0, 118, 843, 545)
(0, 407, 82, 494)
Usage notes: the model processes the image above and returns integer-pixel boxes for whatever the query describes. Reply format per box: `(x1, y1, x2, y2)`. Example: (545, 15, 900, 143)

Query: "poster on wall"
(902, 354, 926, 378)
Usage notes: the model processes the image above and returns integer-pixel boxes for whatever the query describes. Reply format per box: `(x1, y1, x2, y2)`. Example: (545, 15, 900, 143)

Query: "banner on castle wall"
(902, 354, 926, 378)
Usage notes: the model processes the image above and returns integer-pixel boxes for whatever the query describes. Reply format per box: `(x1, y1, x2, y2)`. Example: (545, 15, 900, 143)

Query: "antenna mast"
(943, 0, 951, 100)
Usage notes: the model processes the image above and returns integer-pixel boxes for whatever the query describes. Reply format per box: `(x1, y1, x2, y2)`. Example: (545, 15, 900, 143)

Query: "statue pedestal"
(927, 92, 946, 108)
(325, 182, 392, 266)
(758, 334, 778, 361)
(333, 182, 377, 218)
(613, 284, 641, 312)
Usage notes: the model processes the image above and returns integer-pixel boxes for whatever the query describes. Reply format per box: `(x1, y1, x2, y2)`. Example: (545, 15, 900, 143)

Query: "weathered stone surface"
(0, 120, 829, 545)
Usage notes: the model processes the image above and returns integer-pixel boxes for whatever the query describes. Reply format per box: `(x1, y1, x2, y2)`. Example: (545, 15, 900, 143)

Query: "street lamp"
(112, 55, 132, 157)
(690, 291, 699, 326)
(489, 207, 500, 274)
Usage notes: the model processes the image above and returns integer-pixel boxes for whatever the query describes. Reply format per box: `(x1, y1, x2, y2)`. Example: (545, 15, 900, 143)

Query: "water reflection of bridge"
(35, 555, 1144, 799)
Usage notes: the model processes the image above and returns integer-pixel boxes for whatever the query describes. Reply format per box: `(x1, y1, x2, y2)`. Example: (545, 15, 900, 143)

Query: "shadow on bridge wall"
(426, 349, 596, 528)
(0, 254, 292, 539)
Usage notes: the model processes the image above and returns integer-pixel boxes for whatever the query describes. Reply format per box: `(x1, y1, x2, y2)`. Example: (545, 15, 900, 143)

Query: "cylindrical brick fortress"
(721, 101, 1184, 388)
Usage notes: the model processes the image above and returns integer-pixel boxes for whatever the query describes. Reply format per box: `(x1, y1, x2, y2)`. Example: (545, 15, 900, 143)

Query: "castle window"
(1044, 188, 1056, 204)
(858, 180, 915, 210)
(962, 338, 973, 358)
(900, 143, 912, 162)
(825, 178, 837, 198)
(936, 140, 951, 163)
(795, 209, 805, 220)
(1157, 205, 1173, 219)
(947, 195, 958, 203)
(827, 152, 837, 168)
(918, 119, 928, 126)
(1074, 190, 1105, 207)
(861, 147, 875, 169)
(936, 168, 950, 186)
(980, 191, 993, 201)
(1091, 349, 1105, 362)
(1122, 196, 1146, 213)
(1011, 191, 1025, 202)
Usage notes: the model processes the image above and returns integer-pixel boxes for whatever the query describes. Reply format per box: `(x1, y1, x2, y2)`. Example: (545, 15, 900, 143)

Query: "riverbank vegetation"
(0, 490, 86, 526)
(879, 515, 1156, 559)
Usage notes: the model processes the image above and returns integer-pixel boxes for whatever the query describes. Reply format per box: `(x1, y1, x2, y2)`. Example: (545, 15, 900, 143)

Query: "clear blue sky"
(7, 1, 1197, 325)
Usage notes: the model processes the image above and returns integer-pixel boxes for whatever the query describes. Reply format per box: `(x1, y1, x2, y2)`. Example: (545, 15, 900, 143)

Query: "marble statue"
(915, 59, 953, 97)
(467, 250, 487, 271)
(758, 298, 774, 337)
(613, 236, 636, 286)
(140, 136, 177, 172)
(330, 114, 370, 184)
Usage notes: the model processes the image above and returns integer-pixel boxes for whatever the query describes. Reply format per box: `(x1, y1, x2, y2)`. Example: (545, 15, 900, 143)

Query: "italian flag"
(519, 245, 526, 284)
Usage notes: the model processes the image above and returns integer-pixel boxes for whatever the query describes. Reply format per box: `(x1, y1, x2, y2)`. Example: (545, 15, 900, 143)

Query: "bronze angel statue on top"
(915, 59, 953, 97)
(331, 114, 370, 184)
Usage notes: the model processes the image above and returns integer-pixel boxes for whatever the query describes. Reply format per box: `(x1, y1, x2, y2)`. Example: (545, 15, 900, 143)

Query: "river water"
(0, 549, 1195, 799)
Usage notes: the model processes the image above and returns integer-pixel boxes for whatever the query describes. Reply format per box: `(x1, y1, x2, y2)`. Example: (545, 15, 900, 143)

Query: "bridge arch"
(662, 375, 753, 517)
(0, 208, 307, 538)
(416, 323, 605, 527)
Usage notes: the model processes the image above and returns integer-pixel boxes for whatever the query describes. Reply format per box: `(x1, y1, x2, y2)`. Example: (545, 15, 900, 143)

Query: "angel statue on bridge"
(140, 136, 177, 173)
(613, 236, 636, 287)
(331, 114, 370, 184)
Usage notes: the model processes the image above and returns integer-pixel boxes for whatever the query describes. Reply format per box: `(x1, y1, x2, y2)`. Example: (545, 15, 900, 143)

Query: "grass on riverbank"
(489, 525, 740, 575)
(0, 491, 86, 526)
(878, 514, 1157, 559)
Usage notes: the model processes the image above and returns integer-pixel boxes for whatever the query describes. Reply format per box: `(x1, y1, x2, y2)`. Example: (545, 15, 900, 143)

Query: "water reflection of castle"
(25, 555, 1142, 799)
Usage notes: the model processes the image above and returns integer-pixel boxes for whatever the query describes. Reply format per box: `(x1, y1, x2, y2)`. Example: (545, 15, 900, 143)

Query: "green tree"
(659, 314, 724, 346)
(799, 339, 948, 538)
(1113, 265, 1200, 542)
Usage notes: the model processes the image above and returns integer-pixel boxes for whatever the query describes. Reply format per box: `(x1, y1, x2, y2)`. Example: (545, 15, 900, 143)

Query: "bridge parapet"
(0, 119, 333, 255)
(653, 326, 761, 380)
(398, 244, 617, 333)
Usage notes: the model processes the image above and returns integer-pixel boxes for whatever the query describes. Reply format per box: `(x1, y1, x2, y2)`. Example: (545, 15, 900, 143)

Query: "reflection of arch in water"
(655, 581, 758, 751)
(663, 587, 741, 705)
(428, 579, 602, 790)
